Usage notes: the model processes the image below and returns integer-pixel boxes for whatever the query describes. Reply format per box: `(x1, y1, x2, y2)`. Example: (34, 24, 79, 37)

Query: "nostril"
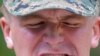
(65, 54, 69, 56)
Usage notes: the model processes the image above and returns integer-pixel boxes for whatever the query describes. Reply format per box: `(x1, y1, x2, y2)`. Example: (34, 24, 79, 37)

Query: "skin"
(0, 9, 100, 56)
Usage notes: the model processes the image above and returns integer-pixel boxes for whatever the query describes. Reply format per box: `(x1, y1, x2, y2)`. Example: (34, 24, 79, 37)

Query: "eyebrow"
(61, 14, 85, 20)
(18, 13, 47, 21)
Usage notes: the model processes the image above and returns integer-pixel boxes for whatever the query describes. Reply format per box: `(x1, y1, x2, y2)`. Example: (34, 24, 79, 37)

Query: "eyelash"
(63, 22, 81, 28)
(26, 22, 46, 28)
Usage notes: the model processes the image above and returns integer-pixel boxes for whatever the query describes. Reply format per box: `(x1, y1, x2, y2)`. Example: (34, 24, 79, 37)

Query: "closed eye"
(26, 21, 46, 29)
(63, 22, 81, 28)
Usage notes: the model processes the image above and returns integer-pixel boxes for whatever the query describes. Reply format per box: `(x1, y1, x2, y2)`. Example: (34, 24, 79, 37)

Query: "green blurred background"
(0, 0, 100, 56)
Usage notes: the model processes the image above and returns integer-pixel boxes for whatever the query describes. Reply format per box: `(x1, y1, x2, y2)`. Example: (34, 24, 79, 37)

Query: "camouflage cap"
(3, 0, 97, 16)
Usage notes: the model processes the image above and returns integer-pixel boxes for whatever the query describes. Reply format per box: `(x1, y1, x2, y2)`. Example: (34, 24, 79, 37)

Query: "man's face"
(1, 9, 100, 56)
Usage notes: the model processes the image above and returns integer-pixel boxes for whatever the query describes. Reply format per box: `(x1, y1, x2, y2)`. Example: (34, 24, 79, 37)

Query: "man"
(0, 0, 100, 56)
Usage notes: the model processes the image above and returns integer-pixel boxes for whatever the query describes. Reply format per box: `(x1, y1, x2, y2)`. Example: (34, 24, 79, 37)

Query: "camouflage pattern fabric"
(3, 0, 97, 16)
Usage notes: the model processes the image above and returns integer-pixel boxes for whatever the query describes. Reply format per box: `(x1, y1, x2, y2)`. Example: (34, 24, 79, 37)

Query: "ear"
(91, 17, 100, 48)
(0, 17, 13, 49)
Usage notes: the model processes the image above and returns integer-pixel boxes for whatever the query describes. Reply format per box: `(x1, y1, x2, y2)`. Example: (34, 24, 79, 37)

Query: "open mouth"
(40, 54, 71, 56)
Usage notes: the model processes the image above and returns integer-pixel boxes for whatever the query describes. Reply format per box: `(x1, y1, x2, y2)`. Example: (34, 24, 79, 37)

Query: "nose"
(43, 27, 64, 48)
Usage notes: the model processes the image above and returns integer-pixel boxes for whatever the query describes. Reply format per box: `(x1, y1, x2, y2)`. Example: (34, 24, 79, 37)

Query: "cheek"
(73, 27, 92, 47)
(11, 26, 43, 54)
(63, 27, 92, 43)
(63, 25, 93, 55)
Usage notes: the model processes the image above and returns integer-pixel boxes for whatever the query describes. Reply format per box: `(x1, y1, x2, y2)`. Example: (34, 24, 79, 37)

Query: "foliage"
(0, 0, 3, 6)
(0, 0, 3, 17)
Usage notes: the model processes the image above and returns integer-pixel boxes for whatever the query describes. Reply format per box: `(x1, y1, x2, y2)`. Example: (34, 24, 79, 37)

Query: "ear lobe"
(91, 18, 100, 48)
(91, 35, 99, 48)
(0, 17, 14, 49)
(5, 37, 14, 49)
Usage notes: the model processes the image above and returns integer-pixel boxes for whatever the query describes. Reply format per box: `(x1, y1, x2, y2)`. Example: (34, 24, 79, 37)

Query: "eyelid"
(25, 21, 46, 29)
(21, 18, 45, 25)
(62, 19, 84, 28)
(63, 22, 82, 28)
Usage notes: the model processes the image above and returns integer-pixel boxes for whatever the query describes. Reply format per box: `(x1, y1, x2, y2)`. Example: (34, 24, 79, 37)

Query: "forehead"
(16, 9, 87, 21)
